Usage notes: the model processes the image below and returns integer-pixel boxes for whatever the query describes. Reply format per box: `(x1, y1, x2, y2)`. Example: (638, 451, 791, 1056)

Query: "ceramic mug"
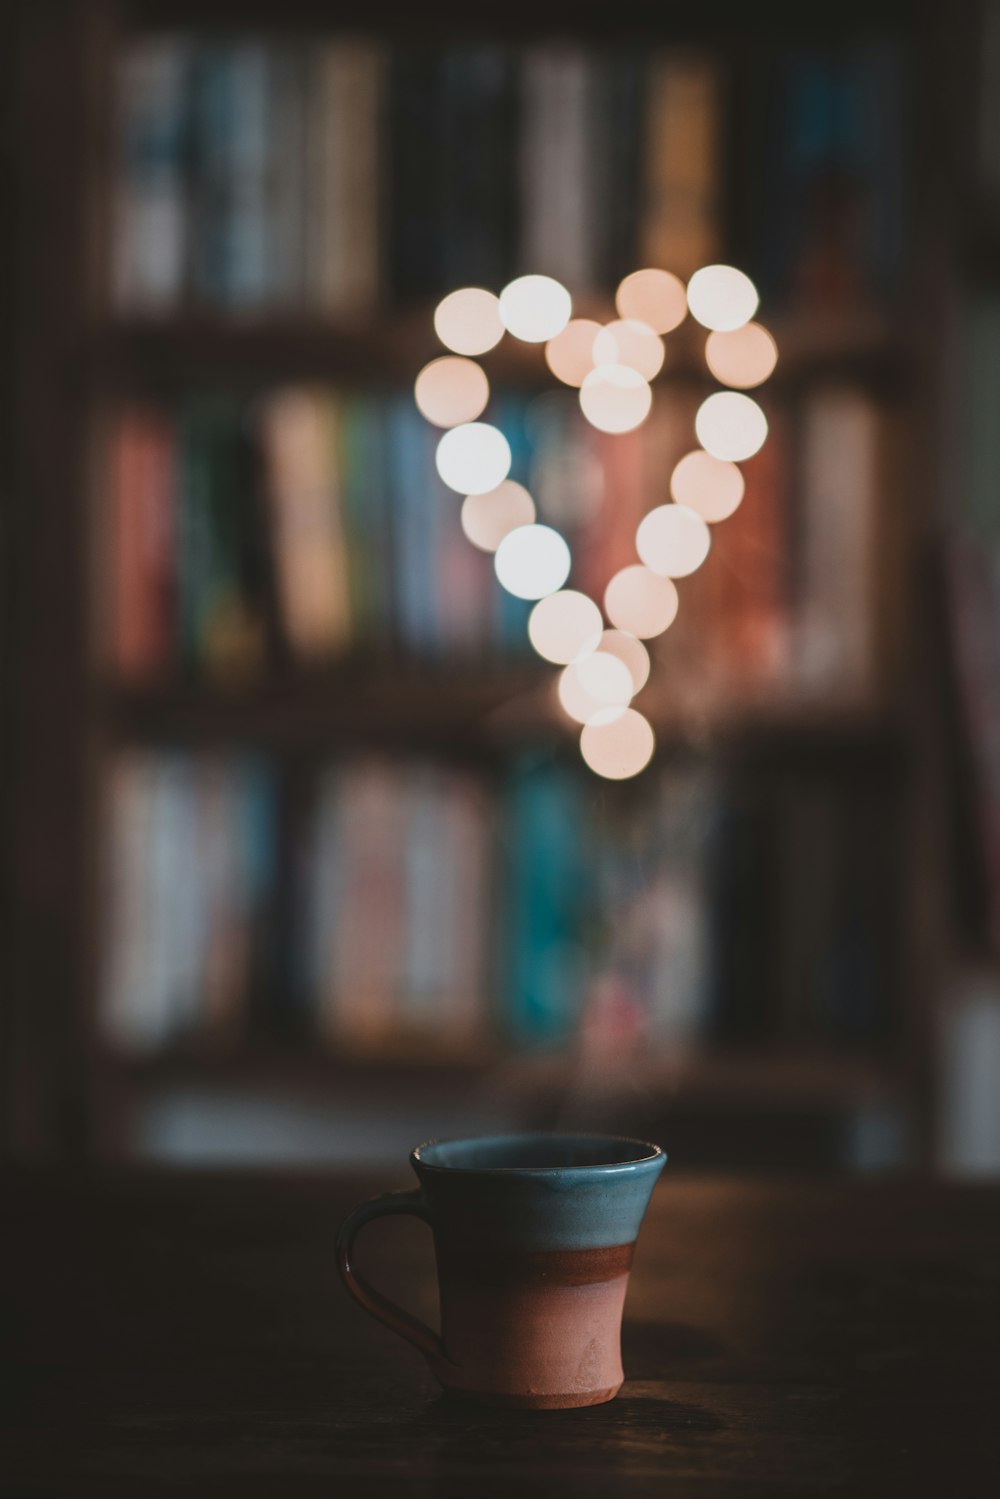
(336, 1132, 666, 1409)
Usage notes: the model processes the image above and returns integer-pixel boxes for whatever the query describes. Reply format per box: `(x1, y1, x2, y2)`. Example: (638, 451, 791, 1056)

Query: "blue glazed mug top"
(411, 1133, 666, 1253)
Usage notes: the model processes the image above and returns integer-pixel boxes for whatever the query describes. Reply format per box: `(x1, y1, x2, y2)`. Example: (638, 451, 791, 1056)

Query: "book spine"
(113, 37, 190, 309)
(501, 759, 590, 1046)
(325, 762, 402, 1046)
(388, 53, 444, 300)
(266, 45, 308, 307)
(188, 45, 237, 306)
(640, 53, 722, 279)
(441, 48, 517, 289)
(794, 390, 881, 702)
(222, 42, 272, 308)
(111, 410, 175, 677)
(310, 42, 384, 314)
(257, 388, 352, 660)
(520, 49, 593, 290)
(102, 752, 156, 1049)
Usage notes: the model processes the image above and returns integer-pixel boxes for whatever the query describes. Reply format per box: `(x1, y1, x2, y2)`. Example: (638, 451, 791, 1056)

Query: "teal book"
(499, 757, 592, 1046)
(234, 756, 280, 1034)
(189, 45, 239, 305)
(341, 396, 392, 648)
(176, 395, 247, 674)
(386, 398, 438, 656)
(340, 392, 379, 644)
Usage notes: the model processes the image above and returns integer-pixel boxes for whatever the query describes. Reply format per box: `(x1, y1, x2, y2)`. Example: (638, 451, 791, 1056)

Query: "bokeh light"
(598, 628, 650, 693)
(636, 503, 712, 578)
(433, 287, 505, 355)
(575, 650, 634, 708)
(686, 265, 759, 332)
(695, 392, 768, 461)
(670, 449, 745, 522)
(435, 422, 512, 494)
(604, 565, 679, 638)
(615, 268, 687, 335)
(414, 356, 490, 427)
(460, 481, 536, 552)
(558, 662, 616, 725)
(527, 589, 603, 665)
(494, 523, 571, 599)
(592, 319, 665, 381)
(705, 322, 778, 388)
(579, 365, 653, 433)
(499, 275, 572, 343)
(545, 319, 603, 387)
(580, 707, 656, 780)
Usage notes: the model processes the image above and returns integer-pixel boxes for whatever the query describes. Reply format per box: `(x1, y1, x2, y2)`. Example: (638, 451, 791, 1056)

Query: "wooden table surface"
(4, 1169, 999, 1496)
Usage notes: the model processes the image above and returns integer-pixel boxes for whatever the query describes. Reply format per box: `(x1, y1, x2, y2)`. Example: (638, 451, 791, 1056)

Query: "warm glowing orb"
(558, 662, 618, 725)
(494, 523, 571, 600)
(695, 392, 768, 462)
(670, 449, 745, 522)
(499, 275, 572, 343)
(604, 566, 679, 639)
(527, 589, 603, 665)
(636, 504, 712, 578)
(687, 265, 759, 332)
(597, 629, 650, 693)
(545, 319, 603, 387)
(574, 650, 634, 708)
(615, 268, 687, 335)
(460, 481, 536, 552)
(592, 319, 665, 381)
(435, 422, 512, 494)
(580, 707, 656, 780)
(414, 356, 490, 427)
(579, 365, 652, 434)
(433, 287, 505, 355)
(705, 322, 778, 388)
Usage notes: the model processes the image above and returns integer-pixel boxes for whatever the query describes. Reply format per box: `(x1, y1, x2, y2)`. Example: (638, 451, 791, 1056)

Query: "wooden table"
(4, 1170, 999, 1495)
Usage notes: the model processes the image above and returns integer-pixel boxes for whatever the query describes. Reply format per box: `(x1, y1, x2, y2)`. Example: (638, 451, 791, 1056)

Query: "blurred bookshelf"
(6, 0, 943, 1169)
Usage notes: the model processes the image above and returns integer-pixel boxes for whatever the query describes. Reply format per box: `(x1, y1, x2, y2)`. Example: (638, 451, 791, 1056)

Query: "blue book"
(234, 756, 281, 1032)
(189, 44, 239, 305)
(223, 43, 272, 307)
(386, 399, 439, 656)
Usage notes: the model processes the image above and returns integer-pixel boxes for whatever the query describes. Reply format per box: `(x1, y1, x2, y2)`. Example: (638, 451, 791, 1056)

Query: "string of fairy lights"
(413, 265, 778, 780)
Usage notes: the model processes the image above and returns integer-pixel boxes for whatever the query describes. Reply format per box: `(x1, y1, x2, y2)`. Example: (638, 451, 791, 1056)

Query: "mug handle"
(336, 1189, 445, 1362)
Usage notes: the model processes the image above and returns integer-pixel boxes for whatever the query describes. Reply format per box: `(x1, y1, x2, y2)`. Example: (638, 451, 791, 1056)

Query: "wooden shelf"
(94, 668, 908, 770)
(95, 662, 553, 756)
(93, 669, 907, 771)
(120, 0, 919, 45)
(86, 309, 908, 397)
(104, 1040, 892, 1113)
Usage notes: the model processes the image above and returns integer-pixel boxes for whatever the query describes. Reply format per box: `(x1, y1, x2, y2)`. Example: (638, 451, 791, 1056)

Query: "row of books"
(113, 35, 906, 314)
(109, 390, 532, 676)
(100, 750, 896, 1055)
(108, 382, 888, 703)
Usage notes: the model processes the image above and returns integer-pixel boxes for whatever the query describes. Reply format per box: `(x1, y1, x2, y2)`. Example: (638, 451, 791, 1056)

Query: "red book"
(716, 405, 791, 694)
(112, 409, 175, 676)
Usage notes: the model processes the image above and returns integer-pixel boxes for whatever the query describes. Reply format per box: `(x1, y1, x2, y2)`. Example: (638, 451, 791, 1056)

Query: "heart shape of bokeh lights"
(414, 266, 778, 779)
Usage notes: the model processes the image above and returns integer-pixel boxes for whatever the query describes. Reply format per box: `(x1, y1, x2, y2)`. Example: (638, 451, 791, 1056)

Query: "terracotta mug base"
(444, 1381, 623, 1410)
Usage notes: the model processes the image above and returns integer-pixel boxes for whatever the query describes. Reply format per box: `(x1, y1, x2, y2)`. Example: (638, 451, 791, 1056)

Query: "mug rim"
(411, 1131, 666, 1176)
